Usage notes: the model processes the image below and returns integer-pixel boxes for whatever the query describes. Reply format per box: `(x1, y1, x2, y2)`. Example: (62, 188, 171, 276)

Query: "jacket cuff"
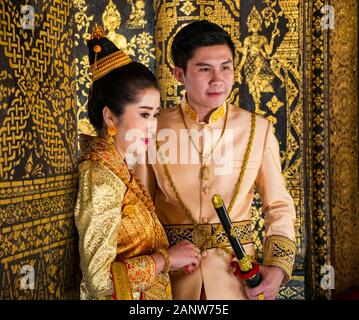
(262, 235, 296, 282)
(124, 256, 156, 293)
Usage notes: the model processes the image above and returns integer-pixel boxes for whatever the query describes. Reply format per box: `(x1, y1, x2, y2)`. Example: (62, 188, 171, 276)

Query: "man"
(136, 20, 296, 300)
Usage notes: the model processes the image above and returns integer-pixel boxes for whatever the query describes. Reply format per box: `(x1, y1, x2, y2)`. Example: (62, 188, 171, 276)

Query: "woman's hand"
(168, 240, 201, 272)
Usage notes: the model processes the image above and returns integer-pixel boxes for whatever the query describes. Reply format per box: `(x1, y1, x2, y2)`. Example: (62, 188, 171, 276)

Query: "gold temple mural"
(329, 0, 359, 294)
(0, 0, 358, 299)
(103, 0, 128, 52)
(127, 0, 147, 29)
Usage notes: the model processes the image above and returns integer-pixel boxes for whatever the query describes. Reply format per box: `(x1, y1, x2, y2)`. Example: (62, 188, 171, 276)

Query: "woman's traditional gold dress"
(74, 134, 172, 300)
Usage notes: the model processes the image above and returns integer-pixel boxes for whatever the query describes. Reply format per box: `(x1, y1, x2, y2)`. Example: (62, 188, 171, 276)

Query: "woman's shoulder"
(78, 160, 127, 192)
(79, 159, 107, 175)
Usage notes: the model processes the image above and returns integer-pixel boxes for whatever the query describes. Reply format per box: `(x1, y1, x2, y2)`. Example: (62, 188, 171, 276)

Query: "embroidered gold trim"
(79, 135, 169, 251)
(156, 113, 257, 236)
(164, 221, 253, 250)
(210, 103, 225, 123)
(263, 235, 296, 279)
(124, 256, 156, 293)
(111, 261, 133, 300)
(183, 99, 226, 124)
(180, 100, 229, 181)
(183, 101, 197, 121)
(91, 51, 132, 81)
(239, 256, 253, 272)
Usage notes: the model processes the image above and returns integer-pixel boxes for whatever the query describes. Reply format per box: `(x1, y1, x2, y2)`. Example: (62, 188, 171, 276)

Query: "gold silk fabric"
(74, 134, 171, 300)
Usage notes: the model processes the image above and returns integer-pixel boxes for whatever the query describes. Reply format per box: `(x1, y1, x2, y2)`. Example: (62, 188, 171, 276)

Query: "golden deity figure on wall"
(238, 6, 281, 115)
(102, 0, 127, 52)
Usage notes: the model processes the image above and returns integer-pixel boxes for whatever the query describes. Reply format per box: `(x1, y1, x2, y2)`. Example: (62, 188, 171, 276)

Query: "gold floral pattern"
(183, 99, 226, 124)
(180, 1, 196, 16)
(75, 135, 171, 300)
(124, 256, 156, 293)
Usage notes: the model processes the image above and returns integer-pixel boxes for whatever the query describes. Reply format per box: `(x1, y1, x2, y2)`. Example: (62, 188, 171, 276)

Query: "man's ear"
(102, 106, 116, 128)
(173, 67, 185, 84)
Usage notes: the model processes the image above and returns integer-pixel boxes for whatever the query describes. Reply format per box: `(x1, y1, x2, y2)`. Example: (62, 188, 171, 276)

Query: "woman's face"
(110, 87, 160, 162)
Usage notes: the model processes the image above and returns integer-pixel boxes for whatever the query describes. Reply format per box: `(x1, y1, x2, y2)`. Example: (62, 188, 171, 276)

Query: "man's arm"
(246, 119, 296, 299)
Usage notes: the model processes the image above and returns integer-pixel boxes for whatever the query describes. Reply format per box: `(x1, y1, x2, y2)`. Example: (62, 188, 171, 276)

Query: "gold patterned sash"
(111, 261, 133, 300)
(164, 220, 253, 250)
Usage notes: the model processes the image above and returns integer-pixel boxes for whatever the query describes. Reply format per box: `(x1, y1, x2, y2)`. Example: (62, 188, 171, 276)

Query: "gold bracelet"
(257, 293, 265, 300)
(158, 248, 170, 273)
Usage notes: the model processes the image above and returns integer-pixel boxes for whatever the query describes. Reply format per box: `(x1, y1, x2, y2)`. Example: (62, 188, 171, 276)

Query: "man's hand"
(245, 265, 284, 300)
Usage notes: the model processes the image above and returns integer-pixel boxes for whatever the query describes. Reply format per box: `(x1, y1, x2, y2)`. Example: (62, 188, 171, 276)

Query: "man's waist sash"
(164, 220, 253, 250)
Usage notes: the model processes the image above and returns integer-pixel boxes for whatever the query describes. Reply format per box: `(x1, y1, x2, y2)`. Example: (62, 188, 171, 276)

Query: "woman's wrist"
(150, 253, 165, 275)
(151, 249, 171, 275)
(157, 248, 170, 273)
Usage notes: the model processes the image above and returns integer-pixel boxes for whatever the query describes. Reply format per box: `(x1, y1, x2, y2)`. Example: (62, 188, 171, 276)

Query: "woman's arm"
(74, 161, 127, 299)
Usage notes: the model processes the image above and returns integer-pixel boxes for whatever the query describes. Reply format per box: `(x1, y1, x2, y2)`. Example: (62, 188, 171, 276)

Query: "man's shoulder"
(157, 105, 181, 125)
(159, 104, 180, 115)
(230, 105, 270, 127)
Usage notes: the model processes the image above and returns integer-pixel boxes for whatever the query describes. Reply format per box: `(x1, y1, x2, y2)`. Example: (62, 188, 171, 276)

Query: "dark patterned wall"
(0, 0, 80, 299)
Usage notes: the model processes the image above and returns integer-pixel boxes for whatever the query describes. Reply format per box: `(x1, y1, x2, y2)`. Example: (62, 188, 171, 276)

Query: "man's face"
(174, 44, 234, 112)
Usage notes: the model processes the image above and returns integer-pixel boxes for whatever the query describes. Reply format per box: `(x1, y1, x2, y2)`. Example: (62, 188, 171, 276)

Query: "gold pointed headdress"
(102, 0, 121, 29)
(89, 23, 132, 81)
(247, 6, 263, 26)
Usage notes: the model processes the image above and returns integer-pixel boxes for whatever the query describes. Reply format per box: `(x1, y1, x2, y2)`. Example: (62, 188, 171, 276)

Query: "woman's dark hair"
(171, 20, 235, 72)
(87, 37, 159, 131)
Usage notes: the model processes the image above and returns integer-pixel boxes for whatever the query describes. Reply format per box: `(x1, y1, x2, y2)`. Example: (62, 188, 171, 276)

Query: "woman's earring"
(107, 126, 117, 144)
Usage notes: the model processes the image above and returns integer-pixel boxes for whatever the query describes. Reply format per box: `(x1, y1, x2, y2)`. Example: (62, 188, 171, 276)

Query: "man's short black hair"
(171, 20, 235, 72)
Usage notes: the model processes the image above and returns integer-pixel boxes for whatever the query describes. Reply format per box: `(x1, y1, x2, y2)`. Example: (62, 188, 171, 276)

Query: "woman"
(74, 26, 201, 300)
